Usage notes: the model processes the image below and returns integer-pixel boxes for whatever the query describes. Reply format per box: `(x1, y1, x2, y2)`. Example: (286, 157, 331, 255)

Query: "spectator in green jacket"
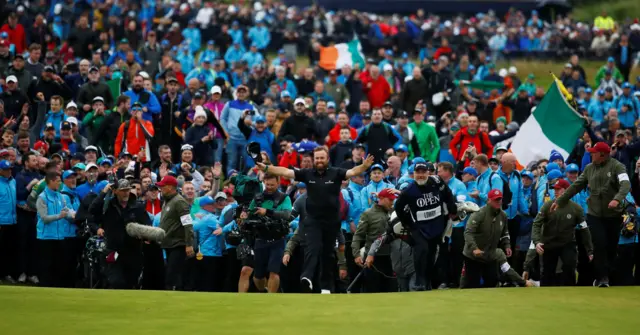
(82, 96, 111, 142)
(408, 109, 440, 162)
(594, 57, 624, 86)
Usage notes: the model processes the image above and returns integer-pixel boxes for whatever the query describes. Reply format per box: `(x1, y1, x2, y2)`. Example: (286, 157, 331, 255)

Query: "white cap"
(179, 3, 189, 11)
(294, 98, 307, 107)
(66, 101, 78, 109)
(214, 191, 227, 200)
(210, 85, 222, 95)
(138, 71, 150, 79)
(5, 75, 17, 83)
(444, 20, 452, 28)
(85, 163, 98, 172)
(383, 64, 393, 72)
(404, 76, 413, 83)
(508, 66, 517, 74)
(67, 117, 78, 125)
(498, 68, 508, 78)
(194, 106, 207, 120)
(84, 145, 98, 152)
(468, 27, 476, 34)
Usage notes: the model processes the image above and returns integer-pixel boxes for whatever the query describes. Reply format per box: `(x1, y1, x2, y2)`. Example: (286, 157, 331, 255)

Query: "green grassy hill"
(1, 286, 639, 334)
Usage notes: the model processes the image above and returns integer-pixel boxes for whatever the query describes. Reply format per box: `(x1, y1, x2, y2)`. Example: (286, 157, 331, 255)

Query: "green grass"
(2, 286, 640, 334)
(573, 0, 640, 23)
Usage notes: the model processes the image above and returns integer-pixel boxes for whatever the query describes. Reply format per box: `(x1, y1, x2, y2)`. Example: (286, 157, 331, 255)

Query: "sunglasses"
(132, 107, 143, 112)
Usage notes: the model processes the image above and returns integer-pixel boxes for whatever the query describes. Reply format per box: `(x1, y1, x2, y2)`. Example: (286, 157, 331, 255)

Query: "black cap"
(44, 65, 55, 73)
(13, 54, 24, 60)
(366, 58, 375, 64)
(414, 162, 429, 171)
(383, 101, 392, 106)
(355, 143, 366, 150)
(71, 152, 85, 161)
(45, 123, 55, 130)
(363, 113, 372, 120)
(398, 110, 409, 118)
(61, 121, 72, 130)
(194, 91, 204, 99)
(489, 157, 500, 164)
(119, 151, 132, 158)
(89, 66, 99, 73)
(167, 77, 179, 83)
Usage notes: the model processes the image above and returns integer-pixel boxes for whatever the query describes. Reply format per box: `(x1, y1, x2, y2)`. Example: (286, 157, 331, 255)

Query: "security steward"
(352, 188, 399, 293)
(533, 179, 594, 287)
(245, 174, 292, 293)
(461, 189, 511, 289)
(552, 141, 631, 287)
(255, 147, 374, 293)
(156, 175, 194, 290)
(89, 179, 151, 289)
(394, 162, 457, 291)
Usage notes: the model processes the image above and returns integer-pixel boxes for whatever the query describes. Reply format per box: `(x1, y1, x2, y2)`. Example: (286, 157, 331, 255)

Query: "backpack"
(489, 171, 520, 210)
(231, 174, 263, 205)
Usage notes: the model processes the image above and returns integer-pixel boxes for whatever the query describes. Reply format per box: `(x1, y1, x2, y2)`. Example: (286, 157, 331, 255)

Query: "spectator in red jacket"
(1, 13, 27, 54)
(326, 111, 357, 148)
(362, 65, 390, 108)
(449, 114, 493, 166)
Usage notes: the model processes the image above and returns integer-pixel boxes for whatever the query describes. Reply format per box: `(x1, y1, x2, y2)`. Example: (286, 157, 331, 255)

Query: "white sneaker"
(300, 277, 313, 293)
(528, 280, 540, 287)
(28, 276, 39, 285)
(321, 289, 331, 294)
(18, 273, 27, 283)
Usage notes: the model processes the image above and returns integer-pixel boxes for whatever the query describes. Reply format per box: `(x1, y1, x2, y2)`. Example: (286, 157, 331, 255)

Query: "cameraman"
(244, 174, 292, 293)
(237, 110, 277, 170)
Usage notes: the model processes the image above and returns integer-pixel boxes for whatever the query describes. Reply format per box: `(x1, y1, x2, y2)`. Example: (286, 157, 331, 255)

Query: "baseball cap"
(615, 129, 626, 137)
(199, 196, 215, 206)
(98, 158, 113, 166)
(85, 145, 98, 153)
(71, 152, 84, 161)
(62, 170, 76, 180)
(297, 182, 306, 189)
(355, 143, 366, 150)
(414, 162, 430, 171)
(370, 164, 385, 172)
(0, 160, 12, 170)
(214, 192, 227, 200)
(398, 110, 409, 118)
(495, 146, 508, 153)
(383, 101, 392, 106)
(281, 91, 291, 98)
(119, 151, 132, 158)
(211, 85, 222, 95)
(587, 142, 611, 154)
(44, 65, 55, 73)
(546, 162, 560, 172)
(44, 123, 55, 131)
(92, 96, 105, 104)
(60, 121, 72, 130)
(327, 101, 336, 109)
(167, 77, 179, 83)
(180, 144, 193, 152)
(462, 167, 478, 177)
(34, 141, 48, 152)
(85, 163, 98, 172)
(363, 113, 372, 120)
(89, 66, 99, 73)
(156, 175, 178, 187)
(622, 82, 632, 89)
(73, 163, 86, 171)
(546, 169, 563, 181)
(294, 98, 307, 107)
(597, 89, 605, 96)
(254, 115, 266, 123)
(377, 188, 398, 200)
(488, 189, 503, 201)
(115, 179, 132, 190)
(5, 75, 17, 83)
(553, 179, 570, 190)
(66, 101, 78, 109)
(566, 163, 579, 173)
(193, 91, 203, 99)
(607, 56, 615, 63)
(394, 144, 408, 152)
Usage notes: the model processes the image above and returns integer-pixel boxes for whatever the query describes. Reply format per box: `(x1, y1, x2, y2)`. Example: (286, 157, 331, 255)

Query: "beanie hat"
(194, 106, 207, 120)
(549, 149, 564, 163)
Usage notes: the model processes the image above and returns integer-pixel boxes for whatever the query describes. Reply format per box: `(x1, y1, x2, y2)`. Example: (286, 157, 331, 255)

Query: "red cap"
(34, 140, 49, 152)
(377, 188, 398, 200)
(223, 187, 233, 197)
(156, 175, 178, 187)
(587, 142, 611, 154)
(553, 179, 570, 190)
(488, 189, 503, 201)
(0, 40, 8, 47)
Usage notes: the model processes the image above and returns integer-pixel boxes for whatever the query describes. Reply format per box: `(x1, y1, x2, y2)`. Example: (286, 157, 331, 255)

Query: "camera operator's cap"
(156, 175, 178, 187)
(294, 98, 307, 107)
(92, 96, 105, 104)
(5, 75, 17, 83)
(394, 144, 408, 152)
(62, 170, 76, 180)
(72, 163, 86, 171)
(254, 115, 266, 123)
(60, 121, 72, 130)
(115, 179, 132, 191)
(553, 179, 570, 190)
(370, 164, 384, 172)
(566, 163, 579, 173)
(462, 167, 478, 177)
(199, 195, 215, 206)
(84, 145, 98, 153)
(327, 101, 336, 109)
(378, 188, 398, 200)
(44, 65, 55, 73)
(66, 101, 78, 109)
(0, 160, 11, 170)
(214, 192, 227, 201)
(181, 144, 194, 152)
(488, 189, 503, 201)
(587, 141, 611, 154)
(85, 163, 98, 172)
(89, 66, 99, 73)
(495, 146, 508, 153)
(210, 85, 222, 95)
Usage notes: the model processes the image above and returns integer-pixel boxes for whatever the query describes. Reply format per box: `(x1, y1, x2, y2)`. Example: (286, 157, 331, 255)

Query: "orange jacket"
(114, 118, 155, 161)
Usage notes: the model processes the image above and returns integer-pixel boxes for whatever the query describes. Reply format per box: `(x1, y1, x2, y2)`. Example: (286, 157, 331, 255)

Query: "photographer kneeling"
(242, 174, 292, 293)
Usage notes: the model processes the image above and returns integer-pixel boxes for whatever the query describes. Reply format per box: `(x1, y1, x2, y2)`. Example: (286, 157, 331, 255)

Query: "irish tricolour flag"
(511, 79, 585, 168)
(319, 40, 365, 71)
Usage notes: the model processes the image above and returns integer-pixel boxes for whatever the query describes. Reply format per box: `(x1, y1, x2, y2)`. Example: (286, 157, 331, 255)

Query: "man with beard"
(92, 95, 131, 154)
(326, 111, 357, 148)
(356, 109, 401, 163)
(159, 77, 189, 158)
(394, 162, 457, 291)
(0, 40, 11, 75)
(401, 67, 428, 113)
(90, 179, 151, 289)
(28, 66, 73, 103)
(6, 55, 32, 94)
(314, 100, 335, 146)
(124, 74, 161, 122)
(278, 98, 317, 142)
(0, 75, 29, 119)
(296, 68, 316, 98)
(256, 147, 374, 293)
(77, 66, 114, 111)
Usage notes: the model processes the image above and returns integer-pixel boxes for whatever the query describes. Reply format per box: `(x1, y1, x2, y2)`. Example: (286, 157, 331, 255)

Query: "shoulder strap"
(347, 188, 354, 202)
(121, 120, 131, 153)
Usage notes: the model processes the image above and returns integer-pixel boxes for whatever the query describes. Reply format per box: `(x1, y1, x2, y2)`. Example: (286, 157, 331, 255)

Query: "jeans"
(214, 138, 225, 163)
(226, 139, 247, 174)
